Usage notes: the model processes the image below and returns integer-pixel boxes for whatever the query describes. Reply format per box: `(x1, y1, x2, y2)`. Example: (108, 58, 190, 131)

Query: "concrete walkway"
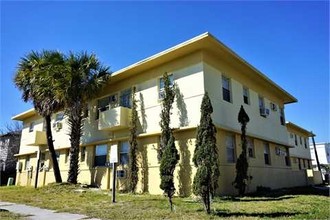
(0, 201, 101, 220)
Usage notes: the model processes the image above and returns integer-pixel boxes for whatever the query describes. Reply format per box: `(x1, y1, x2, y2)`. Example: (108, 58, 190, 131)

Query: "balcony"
(25, 130, 47, 146)
(98, 106, 131, 131)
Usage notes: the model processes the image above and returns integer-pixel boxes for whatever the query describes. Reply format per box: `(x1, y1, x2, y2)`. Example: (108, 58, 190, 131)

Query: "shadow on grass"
(219, 195, 295, 202)
(213, 210, 305, 218)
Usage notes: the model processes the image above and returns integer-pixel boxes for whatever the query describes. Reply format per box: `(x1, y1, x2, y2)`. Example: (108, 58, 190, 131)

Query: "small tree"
(193, 92, 219, 214)
(233, 105, 250, 196)
(159, 72, 175, 160)
(159, 72, 179, 211)
(128, 87, 139, 193)
(159, 132, 179, 211)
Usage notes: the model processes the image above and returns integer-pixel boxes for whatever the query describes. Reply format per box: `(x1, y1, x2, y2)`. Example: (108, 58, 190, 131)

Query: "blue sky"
(1, 1, 329, 142)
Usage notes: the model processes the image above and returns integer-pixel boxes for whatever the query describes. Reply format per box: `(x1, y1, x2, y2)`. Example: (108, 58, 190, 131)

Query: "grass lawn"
(0, 184, 329, 219)
(0, 209, 24, 220)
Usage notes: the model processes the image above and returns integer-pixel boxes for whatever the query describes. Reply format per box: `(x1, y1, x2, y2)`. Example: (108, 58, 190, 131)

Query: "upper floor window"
(279, 107, 285, 125)
(247, 138, 255, 158)
(29, 122, 35, 132)
(243, 87, 250, 105)
(305, 138, 308, 148)
(159, 74, 174, 100)
(96, 94, 119, 119)
(120, 89, 132, 108)
(300, 136, 303, 145)
(258, 96, 267, 117)
(55, 112, 64, 122)
(94, 144, 107, 167)
(222, 76, 231, 102)
(294, 134, 298, 146)
(264, 142, 271, 165)
(120, 141, 129, 165)
(225, 134, 236, 163)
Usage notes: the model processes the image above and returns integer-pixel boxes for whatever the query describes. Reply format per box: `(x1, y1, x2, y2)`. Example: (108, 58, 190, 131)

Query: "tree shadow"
(174, 86, 188, 127)
(219, 195, 296, 202)
(177, 138, 192, 197)
(213, 210, 305, 218)
(90, 167, 107, 188)
(139, 93, 148, 133)
(138, 143, 149, 193)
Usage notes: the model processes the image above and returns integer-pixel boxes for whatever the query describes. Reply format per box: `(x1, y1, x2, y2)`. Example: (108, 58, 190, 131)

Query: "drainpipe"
(311, 132, 323, 183)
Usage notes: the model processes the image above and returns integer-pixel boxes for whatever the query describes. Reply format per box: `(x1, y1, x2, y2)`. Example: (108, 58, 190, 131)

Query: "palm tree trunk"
(67, 106, 83, 184)
(45, 115, 62, 183)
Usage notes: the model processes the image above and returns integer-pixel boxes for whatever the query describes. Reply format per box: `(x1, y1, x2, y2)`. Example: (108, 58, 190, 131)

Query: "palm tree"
(61, 52, 110, 184)
(14, 50, 65, 183)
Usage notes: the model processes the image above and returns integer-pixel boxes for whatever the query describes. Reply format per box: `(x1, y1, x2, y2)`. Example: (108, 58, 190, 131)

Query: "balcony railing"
(24, 130, 47, 146)
(98, 106, 131, 131)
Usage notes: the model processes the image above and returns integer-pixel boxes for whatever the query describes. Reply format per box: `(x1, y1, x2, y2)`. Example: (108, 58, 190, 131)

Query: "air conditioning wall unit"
(270, 103, 277, 111)
(54, 121, 62, 131)
(260, 108, 270, 117)
(16, 162, 22, 171)
(117, 170, 126, 179)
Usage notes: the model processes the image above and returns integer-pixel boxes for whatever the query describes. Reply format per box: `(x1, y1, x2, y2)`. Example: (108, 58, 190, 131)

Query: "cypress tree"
(159, 72, 175, 160)
(159, 132, 179, 211)
(128, 87, 139, 193)
(193, 92, 219, 214)
(159, 72, 179, 211)
(233, 105, 250, 196)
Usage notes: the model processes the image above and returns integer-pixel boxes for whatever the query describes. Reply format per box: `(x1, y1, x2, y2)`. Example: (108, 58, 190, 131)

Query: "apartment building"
(13, 33, 315, 195)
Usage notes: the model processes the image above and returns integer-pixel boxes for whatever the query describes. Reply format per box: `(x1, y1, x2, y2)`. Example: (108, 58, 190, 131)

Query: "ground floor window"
(285, 148, 290, 166)
(120, 141, 129, 165)
(94, 144, 108, 167)
(264, 142, 271, 165)
(25, 155, 30, 170)
(247, 138, 255, 158)
(81, 146, 86, 162)
(225, 134, 236, 163)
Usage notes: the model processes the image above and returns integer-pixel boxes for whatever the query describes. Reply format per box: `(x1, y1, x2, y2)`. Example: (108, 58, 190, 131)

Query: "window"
(120, 141, 129, 165)
(29, 122, 35, 132)
(81, 146, 86, 162)
(247, 138, 255, 158)
(39, 153, 46, 171)
(259, 96, 265, 116)
(307, 160, 311, 169)
(25, 156, 30, 170)
(55, 151, 60, 163)
(294, 134, 298, 146)
(225, 134, 236, 163)
(120, 89, 132, 108)
(94, 144, 108, 167)
(290, 133, 294, 138)
(305, 138, 308, 148)
(55, 112, 64, 121)
(300, 136, 303, 145)
(96, 94, 119, 119)
(279, 107, 285, 125)
(303, 159, 306, 169)
(243, 87, 250, 105)
(159, 74, 174, 99)
(298, 158, 301, 170)
(222, 76, 231, 102)
(264, 142, 271, 165)
(285, 148, 290, 166)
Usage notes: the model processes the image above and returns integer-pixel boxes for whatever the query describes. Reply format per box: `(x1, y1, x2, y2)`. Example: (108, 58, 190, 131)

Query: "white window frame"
(225, 134, 236, 163)
(158, 74, 174, 100)
(243, 86, 250, 105)
(222, 75, 231, 103)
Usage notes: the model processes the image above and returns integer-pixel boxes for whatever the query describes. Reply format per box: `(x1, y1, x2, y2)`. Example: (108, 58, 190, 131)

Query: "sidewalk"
(0, 201, 100, 220)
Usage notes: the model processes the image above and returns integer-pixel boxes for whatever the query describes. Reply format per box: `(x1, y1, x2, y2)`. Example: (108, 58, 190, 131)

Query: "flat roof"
(110, 32, 297, 104)
(12, 108, 37, 121)
(286, 121, 313, 137)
